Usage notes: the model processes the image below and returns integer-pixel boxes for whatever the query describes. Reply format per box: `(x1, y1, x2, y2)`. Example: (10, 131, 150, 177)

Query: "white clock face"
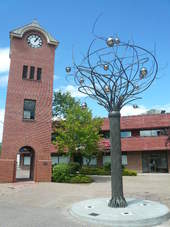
(27, 34, 43, 48)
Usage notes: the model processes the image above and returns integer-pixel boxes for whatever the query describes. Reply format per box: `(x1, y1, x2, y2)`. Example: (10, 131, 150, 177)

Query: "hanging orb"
(65, 66, 71, 73)
(119, 96, 123, 101)
(135, 85, 139, 90)
(140, 67, 147, 78)
(133, 104, 139, 109)
(104, 85, 110, 93)
(104, 64, 109, 71)
(115, 37, 120, 45)
(106, 37, 114, 47)
(81, 102, 87, 109)
(80, 77, 84, 84)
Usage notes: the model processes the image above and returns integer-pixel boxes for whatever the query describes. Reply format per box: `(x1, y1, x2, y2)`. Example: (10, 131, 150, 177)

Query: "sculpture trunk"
(108, 111, 127, 208)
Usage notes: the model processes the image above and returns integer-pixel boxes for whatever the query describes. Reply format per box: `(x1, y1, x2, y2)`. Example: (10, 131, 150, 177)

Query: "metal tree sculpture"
(66, 36, 158, 208)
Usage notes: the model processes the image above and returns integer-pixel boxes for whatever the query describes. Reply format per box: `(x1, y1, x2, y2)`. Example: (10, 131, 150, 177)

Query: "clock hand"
(34, 37, 38, 42)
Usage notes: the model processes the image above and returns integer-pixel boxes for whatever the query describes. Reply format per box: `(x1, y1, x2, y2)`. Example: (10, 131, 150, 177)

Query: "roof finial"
(32, 19, 39, 25)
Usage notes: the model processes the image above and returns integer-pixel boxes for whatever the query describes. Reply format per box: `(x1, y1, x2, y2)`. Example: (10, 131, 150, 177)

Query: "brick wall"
(35, 160, 52, 182)
(102, 114, 170, 131)
(0, 28, 57, 182)
(0, 159, 16, 183)
(122, 136, 168, 152)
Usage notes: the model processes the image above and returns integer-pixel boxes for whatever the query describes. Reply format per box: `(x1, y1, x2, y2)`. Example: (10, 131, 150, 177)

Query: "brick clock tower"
(0, 21, 58, 182)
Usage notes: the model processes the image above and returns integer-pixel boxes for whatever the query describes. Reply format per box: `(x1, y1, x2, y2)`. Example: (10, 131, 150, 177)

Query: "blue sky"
(0, 0, 170, 141)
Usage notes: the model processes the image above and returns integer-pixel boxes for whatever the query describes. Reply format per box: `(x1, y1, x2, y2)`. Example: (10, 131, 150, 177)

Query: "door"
(142, 151, 168, 173)
(16, 146, 35, 180)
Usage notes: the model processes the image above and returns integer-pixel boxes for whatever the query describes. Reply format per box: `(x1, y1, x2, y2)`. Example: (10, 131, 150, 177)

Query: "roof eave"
(10, 25, 59, 47)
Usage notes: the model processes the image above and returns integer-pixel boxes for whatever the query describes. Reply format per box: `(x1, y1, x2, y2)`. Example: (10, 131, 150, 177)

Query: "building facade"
(100, 113, 170, 173)
(51, 113, 170, 173)
(0, 21, 58, 182)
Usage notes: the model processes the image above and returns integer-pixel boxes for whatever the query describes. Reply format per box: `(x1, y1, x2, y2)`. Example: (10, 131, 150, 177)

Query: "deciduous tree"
(53, 100, 102, 165)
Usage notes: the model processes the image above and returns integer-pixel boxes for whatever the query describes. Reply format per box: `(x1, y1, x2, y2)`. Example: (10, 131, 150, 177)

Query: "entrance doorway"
(16, 146, 35, 180)
(142, 151, 168, 173)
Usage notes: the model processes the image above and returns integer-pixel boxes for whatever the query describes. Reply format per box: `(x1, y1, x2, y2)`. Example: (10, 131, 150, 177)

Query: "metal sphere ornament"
(104, 85, 110, 93)
(134, 85, 139, 90)
(81, 102, 87, 109)
(119, 96, 124, 102)
(106, 37, 114, 47)
(115, 37, 120, 45)
(65, 66, 71, 73)
(140, 67, 147, 78)
(133, 104, 139, 109)
(104, 64, 109, 71)
(80, 77, 84, 84)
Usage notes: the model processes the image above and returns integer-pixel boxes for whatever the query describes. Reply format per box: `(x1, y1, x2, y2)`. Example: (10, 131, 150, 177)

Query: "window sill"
(22, 78, 42, 82)
(23, 119, 35, 122)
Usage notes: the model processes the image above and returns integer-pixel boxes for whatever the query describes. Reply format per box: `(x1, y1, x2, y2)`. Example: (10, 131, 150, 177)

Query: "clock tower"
(0, 21, 58, 182)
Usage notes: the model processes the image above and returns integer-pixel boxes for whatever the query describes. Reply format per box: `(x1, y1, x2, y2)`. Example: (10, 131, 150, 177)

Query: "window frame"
(37, 67, 42, 81)
(22, 65, 28, 79)
(121, 131, 132, 138)
(23, 99, 36, 121)
(29, 66, 35, 80)
(140, 129, 161, 137)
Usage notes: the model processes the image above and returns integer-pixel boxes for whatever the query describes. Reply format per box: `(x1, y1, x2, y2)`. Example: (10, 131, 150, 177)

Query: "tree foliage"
(53, 90, 80, 118)
(52, 92, 103, 164)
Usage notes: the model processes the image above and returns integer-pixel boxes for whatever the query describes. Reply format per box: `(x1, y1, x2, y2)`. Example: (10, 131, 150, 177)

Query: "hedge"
(80, 166, 110, 175)
(70, 175, 93, 183)
(52, 163, 93, 183)
(123, 168, 137, 176)
(80, 166, 137, 176)
(52, 163, 137, 184)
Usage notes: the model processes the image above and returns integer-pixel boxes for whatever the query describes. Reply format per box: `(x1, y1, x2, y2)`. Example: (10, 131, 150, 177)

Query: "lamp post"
(66, 36, 158, 207)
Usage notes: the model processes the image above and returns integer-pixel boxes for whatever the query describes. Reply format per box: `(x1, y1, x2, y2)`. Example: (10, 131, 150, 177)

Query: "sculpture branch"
(66, 35, 158, 208)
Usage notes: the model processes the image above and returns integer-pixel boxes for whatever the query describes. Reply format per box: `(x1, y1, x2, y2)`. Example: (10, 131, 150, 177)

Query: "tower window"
(23, 99, 36, 120)
(22, 65, 28, 79)
(37, 68, 42, 80)
(30, 66, 35, 80)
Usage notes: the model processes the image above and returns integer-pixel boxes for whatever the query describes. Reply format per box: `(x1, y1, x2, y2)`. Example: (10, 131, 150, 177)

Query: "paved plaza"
(0, 174, 170, 227)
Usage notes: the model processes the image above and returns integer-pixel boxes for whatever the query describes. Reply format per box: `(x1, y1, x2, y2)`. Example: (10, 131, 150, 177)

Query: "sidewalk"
(0, 175, 170, 227)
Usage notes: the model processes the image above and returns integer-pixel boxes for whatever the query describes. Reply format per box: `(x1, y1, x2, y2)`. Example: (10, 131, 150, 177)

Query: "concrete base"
(70, 198, 170, 227)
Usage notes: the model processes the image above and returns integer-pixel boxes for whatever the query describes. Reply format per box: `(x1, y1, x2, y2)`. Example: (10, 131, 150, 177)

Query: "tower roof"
(10, 20, 59, 46)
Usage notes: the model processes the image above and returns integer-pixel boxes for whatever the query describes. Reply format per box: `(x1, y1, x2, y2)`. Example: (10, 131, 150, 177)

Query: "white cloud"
(152, 104, 170, 113)
(0, 109, 5, 143)
(0, 74, 8, 87)
(121, 105, 148, 116)
(120, 104, 170, 116)
(56, 85, 87, 98)
(0, 48, 10, 73)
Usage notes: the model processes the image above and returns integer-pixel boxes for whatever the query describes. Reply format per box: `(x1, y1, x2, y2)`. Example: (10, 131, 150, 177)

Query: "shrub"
(68, 162, 81, 174)
(80, 166, 137, 176)
(52, 164, 71, 182)
(80, 166, 110, 175)
(52, 163, 93, 183)
(103, 162, 111, 171)
(70, 175, 93, 183)
(52, 164, 136, 183)
(123, 168, 137, 176)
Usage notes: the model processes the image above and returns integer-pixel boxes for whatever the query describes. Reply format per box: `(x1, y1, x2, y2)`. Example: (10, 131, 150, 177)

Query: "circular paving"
(70, 198, 170, 227)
